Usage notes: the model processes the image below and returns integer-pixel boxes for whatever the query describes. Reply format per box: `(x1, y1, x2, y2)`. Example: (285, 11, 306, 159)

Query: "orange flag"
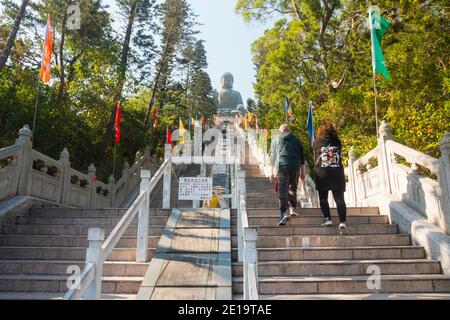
(39, 16, 53, 84)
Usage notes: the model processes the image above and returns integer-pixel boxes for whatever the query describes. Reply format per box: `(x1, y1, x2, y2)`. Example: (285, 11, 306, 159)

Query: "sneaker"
(278, 213, 289, 226)
(321, 219, 333, 227)
(289, 207, 299, 217)
(339, 222, 347, 230)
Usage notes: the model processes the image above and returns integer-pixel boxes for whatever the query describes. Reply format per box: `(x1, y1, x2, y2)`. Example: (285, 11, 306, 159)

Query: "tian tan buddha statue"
(213, 72, 244, 115)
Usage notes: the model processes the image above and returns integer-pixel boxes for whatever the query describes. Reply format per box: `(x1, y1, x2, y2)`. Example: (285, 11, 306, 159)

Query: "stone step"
(29, 208, 171, 217)
(230, 224, 398, 236)
(244, 207, 380, 216)
(233, 293, 450, 300)
(0, 260, 148, 276)
(231, 234, 411, 248)
(13, 216, 168, 226)
(0, 246, 155, 261)
(0, 274, 143, 294)
(1, 224, 165, 236)
(0, 235, 160, 248)
(0, 292, 137, 300)
(231, 216, 389, 226)
(231, 259, 442, 277)
(230, 246, 426, 261)
(232, 274, 450, 295)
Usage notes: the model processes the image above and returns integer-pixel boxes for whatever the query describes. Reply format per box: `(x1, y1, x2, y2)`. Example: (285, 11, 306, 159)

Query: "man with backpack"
(270, 124, 306, 226)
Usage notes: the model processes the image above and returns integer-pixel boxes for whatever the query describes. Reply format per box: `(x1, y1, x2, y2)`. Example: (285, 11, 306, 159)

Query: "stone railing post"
(84, 228, 105, 300)
(378, 120, 394, 196)
(88, 164, 96, 208)
(108, 175, 115, 207)
(15, 125, 33, 196)
(59, 147, 71, 205)
(438, 133, 450, 234)
(137, 170, 150, 262)
(163, 144, 172, 209)
(347, 147, 358, 206)
(237, 170, 246, 262)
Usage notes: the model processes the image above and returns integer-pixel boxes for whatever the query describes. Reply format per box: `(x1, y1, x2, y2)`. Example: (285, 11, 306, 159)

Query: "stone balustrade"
(0, 125, 154, 208)
(347, 120, 450, 234)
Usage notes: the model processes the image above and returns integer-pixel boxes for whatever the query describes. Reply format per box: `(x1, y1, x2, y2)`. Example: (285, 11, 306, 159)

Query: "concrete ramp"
(136, 208, 232, 300)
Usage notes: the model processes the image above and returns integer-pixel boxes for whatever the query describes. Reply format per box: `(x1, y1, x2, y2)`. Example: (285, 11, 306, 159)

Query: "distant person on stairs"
(270, 124, 305, 226)
(313, 121, 347, 231)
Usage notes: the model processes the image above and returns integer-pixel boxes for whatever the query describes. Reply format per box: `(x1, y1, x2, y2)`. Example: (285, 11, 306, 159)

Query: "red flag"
(166, 127, 172, 145)
(151, 103, 158, 129)
(114, 102, 121, 143)
(39, 16, 53, 84)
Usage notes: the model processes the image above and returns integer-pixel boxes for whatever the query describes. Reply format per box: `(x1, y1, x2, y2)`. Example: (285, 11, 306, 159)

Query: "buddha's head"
(220, 72, 234, 90)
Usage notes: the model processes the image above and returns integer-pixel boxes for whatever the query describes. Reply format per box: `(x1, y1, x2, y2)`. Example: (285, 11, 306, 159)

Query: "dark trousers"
(318, 189, 347, 223)
(278, 169, 299, 214)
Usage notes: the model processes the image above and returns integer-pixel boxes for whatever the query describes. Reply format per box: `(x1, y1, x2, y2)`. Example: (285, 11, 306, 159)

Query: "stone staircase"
(0, 164, 197, 300)
(231, 151, 450, 299)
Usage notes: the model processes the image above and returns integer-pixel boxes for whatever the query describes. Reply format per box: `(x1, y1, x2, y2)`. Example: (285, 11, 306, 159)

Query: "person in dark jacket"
(271, 124, 305, 226)
(313, 121, 347, 230)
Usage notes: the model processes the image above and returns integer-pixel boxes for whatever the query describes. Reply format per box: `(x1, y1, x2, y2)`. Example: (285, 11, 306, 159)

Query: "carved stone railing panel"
(346, 120, 450, 234)
(0, 125, 153, 209)
(0, 145, 22, 201)
(28, 150, 64, 203)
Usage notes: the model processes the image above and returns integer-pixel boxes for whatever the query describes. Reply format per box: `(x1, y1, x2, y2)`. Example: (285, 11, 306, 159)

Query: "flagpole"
(112, 142, 117, 182)
(372, 72, 379, 137)
(369, 6, 380, 137)
(31, 83, 41, 142)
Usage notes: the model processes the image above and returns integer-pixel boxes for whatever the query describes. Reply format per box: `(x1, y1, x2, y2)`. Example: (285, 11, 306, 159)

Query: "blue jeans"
(278, 169, 299, 215)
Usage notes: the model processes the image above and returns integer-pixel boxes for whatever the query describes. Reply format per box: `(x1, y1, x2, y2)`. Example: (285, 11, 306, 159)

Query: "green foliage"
(240, 0, 450, 164)
(0, 0, 214, 181)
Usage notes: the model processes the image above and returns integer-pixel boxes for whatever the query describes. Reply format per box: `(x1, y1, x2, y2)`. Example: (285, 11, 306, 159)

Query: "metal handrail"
(63, 159, 171, 300)
(63, 263, 95, 300)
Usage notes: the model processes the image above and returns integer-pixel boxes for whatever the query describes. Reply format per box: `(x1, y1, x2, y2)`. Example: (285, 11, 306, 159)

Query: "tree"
(180, 40, 214, 117)
(97, 0, 158, 159)
(0, 0, 29, 72)
(241, 0, 450, 162)
(144, 0, 197, 128)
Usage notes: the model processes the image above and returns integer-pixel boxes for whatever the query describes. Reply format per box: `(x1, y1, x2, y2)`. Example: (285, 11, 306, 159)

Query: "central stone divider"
(136, 208, 232, 300)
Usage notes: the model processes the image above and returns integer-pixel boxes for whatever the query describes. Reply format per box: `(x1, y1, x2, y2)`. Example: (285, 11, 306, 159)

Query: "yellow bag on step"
(210, 194, 219, 208)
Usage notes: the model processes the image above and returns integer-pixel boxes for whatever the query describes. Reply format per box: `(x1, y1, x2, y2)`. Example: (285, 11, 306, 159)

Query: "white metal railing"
(247, 129, 271, 177)
(64, 145, 172, 300)
(239, 193, 259, 300)
(235, 157, 259, 300)
(347, 121, 450, 234)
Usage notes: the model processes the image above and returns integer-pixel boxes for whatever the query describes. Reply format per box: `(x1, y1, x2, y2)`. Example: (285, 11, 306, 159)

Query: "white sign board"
(213, 164, 227, 175)
(178, 177, 213, 200)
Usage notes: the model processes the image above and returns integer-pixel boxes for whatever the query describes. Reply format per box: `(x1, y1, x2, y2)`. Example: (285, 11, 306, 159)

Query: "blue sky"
(187, 0, 277, 103)
(105, 0, 278, 102)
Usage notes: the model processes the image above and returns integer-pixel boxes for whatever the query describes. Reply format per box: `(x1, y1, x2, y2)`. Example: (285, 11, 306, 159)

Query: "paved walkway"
(136, 208, 231, 299)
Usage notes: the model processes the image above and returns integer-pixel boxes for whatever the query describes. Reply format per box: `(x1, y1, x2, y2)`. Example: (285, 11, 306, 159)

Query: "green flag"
(370, 10, 390, 80)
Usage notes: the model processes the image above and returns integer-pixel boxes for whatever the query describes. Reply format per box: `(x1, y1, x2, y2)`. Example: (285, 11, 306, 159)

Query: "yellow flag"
(179, 119, 185, 144)
(248, 112, 253, 123)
